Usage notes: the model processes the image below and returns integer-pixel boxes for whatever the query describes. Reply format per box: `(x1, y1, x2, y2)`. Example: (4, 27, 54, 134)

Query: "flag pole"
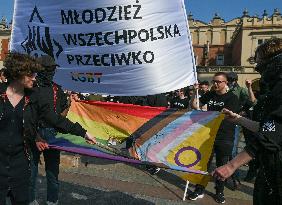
(183, 180, 190, 201)
(179, 0, 198, 198)
(179, 0, 199, 111)
(179, 0, 198, 89)
(196, 87, 200, 110)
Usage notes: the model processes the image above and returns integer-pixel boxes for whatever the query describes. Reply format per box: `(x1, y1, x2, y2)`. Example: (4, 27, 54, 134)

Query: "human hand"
(85, 132, 97, 145)
(35, 136, 49, 151)
(245, 80, 252, 89)
(70, 93, 81, 102)
(193, 83, 199, 90)
(239, 111, 247, 117)
(212, 163, 236, 181)
(222, 108, 241, 123)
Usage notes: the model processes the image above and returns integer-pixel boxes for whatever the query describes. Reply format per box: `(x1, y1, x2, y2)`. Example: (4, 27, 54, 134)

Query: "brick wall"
(0, 38, 9, 61)
(231, 32, 243, 66)
(193, 44, 232, 66)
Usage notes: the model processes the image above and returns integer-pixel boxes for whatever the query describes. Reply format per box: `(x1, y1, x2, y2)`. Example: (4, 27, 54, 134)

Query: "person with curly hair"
(213, 38, 282, 205)
(0, 53, 96, 205)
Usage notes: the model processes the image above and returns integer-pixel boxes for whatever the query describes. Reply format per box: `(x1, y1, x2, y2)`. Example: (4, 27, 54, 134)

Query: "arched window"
(206, 30, 212, 44)
(220, 29, 226, 44)
(192, 30, 199, 44)
(216, 54, 224, 65)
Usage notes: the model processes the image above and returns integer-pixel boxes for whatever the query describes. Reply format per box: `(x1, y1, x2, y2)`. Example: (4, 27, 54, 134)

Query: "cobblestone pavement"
(14, 137, 254, 205)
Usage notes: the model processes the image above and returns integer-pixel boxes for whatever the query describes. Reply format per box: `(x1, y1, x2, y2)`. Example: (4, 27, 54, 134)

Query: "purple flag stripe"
(48, 145, 209, 175)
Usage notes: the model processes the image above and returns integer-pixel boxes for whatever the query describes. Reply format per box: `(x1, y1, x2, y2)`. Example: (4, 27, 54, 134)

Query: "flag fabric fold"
(50, 101, 224, 180)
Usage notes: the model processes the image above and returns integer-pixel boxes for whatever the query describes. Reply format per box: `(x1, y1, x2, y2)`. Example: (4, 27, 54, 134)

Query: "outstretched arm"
(32, 88, 96, 144)
(212, 150, 253, 181)
(245, 80, 257, 103)
(222, 108, 260, 133)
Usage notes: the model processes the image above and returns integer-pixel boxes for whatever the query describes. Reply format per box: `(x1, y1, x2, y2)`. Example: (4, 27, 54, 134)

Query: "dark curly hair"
(255, 38, 282, 63)
(254, 38, 282, 74)
(3, 52, 43, 81)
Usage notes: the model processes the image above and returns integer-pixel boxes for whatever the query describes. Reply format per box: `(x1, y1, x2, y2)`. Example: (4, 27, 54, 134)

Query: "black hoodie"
(35, 70, 69, 128)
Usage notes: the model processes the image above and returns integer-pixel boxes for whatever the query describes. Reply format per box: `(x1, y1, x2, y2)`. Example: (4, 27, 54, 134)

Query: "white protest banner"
(10, 0, 197, 96)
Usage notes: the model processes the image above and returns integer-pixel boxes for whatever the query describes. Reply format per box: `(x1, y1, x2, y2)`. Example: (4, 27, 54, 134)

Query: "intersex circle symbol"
(174, 146, 201, 168)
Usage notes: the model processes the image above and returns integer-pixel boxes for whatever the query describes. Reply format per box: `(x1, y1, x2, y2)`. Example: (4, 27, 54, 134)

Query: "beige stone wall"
(189, 15, 240, 66)
(189, 18, 239, 46)
(189, 10, 282, 68)
(240, 15, 282, 66)
(190, 10, 281, 90)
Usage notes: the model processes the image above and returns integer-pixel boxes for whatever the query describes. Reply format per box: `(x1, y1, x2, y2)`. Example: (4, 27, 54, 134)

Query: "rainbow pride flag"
(49, 101, 224, 177)
(66, 101, 167, 144)
(133, 109, 224, 185)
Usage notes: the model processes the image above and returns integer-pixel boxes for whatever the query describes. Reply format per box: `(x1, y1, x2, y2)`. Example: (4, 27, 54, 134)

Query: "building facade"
(0, 16, 11, 69)
(189, 8, 282, 90)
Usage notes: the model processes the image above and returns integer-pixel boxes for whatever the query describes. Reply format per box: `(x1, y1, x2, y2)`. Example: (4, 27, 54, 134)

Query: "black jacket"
(36, 83, 69, 128)
(0, 83, 86, 194)
(244, 79, 282, 203)
(245, 79, 282, 157)
(0, 83, 86, 143)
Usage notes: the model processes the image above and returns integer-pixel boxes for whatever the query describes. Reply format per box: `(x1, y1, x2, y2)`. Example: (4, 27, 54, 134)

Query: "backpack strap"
(53, 83, 58, 113)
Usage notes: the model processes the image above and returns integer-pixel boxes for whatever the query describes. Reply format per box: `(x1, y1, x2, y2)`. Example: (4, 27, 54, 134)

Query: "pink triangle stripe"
(144, 112, 215, 162)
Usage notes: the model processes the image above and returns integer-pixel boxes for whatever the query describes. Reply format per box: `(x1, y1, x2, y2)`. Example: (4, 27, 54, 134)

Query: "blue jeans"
(29, 128, 60, 203)
(232, 125, 240, 158)
(232, 125, 240, 179)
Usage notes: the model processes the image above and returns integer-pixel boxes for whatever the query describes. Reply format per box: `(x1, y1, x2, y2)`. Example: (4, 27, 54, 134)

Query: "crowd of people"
(0, 38, 281, 205)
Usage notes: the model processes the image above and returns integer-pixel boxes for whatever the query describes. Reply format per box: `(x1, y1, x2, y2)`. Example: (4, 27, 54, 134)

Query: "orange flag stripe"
(69, 101, 149, 134)
(80, 100, 167, 120)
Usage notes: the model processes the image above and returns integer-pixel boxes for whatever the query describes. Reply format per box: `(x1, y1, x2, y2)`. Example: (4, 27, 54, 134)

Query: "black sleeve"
(57, 86, 69, 112)
(224, 93, 240, 113)
(199, 91, 212, 105)
(244, 132, 262, 158)
(169, 98, 176, 108)
(245, 80, 282, 156)
(34, 88, 86, 137)
(244, 119, 282, 158)
(258, 119, 282, 151)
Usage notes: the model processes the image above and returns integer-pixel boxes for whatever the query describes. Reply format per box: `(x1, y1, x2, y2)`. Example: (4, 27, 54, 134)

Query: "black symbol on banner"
(21, 6, 63, 58)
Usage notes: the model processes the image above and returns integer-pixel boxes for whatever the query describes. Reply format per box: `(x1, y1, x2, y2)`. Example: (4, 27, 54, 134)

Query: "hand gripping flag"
(49, 101, 224, 182)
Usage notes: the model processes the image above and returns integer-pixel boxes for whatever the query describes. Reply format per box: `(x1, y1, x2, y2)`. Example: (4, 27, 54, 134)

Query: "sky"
(0, 0, 281, 23)
(184, 0, 282, 23)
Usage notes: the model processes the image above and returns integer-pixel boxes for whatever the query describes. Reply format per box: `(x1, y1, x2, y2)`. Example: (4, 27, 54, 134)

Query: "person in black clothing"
(241, 80, 259, 182)
(146, 93, 168, 107)
(213, 38, 282, 205)
(0, 53, 96, 205)
(170, 88, 190, 110)
(118, 96, 148, 106)
(198, 81, 210, 98)
(29, 55, 70, 205)
(190, 72, 239, 204)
